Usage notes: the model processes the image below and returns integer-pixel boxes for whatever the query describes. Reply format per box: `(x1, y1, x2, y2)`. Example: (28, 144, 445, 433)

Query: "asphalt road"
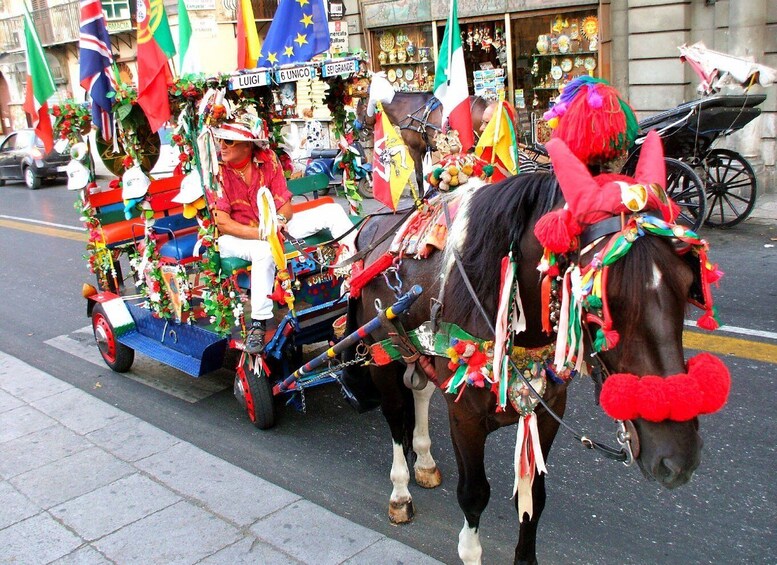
(1, 178, 776, 564)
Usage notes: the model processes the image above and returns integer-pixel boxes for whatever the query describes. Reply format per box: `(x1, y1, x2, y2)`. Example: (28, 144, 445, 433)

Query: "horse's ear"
(545, 138, 600, 207)
(633, 131, 666, 188)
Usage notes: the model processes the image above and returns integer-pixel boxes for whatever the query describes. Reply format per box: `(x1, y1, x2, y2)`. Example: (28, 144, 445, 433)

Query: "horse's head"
(540, 134, 730, 489)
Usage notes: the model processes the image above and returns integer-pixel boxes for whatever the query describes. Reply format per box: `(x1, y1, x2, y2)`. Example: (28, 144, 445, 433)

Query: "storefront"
(360, 0, 604, 142)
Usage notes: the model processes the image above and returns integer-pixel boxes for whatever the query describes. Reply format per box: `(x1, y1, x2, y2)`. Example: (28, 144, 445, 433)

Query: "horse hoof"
(389, 499, 415, 524)
(415, 465, 442, 489)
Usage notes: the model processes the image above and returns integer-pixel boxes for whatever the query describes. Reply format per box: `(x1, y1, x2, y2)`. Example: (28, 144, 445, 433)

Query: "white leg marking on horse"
(458, 520, 483, 565)
(649, 262, 663, 290)
(390, 441, 411, 504)
(412, 381, 442, 487)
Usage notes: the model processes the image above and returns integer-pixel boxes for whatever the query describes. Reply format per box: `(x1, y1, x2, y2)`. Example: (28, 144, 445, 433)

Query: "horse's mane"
(446, 172, 562, 326)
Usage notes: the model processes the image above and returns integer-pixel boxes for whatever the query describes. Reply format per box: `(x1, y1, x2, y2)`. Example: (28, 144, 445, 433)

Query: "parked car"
(0, 129, 69, 189)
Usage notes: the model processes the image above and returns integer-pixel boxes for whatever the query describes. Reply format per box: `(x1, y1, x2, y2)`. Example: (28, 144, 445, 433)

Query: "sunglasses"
(219, 138, 239, 147)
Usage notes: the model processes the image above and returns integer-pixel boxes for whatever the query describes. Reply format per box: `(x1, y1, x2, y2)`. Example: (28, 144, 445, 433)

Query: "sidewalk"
(0, 352, 443, 565)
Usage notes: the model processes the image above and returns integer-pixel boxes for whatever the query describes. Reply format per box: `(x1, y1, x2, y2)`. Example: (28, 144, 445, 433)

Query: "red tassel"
(541, 275, 552, 334)
(697, 310, 719, 331)
(534, 209, 577, 253)
(604, 328, 620, 349)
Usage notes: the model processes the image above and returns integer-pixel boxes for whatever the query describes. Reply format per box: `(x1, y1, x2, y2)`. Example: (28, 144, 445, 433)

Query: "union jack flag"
(79, 0, 116, 140)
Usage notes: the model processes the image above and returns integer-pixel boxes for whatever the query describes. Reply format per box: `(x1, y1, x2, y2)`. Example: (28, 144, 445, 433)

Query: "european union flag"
(257, 0, 331, 66)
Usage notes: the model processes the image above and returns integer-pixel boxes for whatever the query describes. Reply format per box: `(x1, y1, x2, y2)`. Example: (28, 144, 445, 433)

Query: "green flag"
(22, 4, 55, 152)
(178, 0, 198, 74)
(154, 1, 176, 59)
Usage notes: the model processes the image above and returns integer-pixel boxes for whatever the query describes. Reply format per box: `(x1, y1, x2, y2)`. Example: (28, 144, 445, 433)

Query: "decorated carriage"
(59, 56, 407, 429)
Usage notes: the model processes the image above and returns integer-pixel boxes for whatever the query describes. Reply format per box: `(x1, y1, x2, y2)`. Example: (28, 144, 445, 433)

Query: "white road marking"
(44, 333, 231, 403)
(684, 320, 777, 341)
(0, 214, 85, 231)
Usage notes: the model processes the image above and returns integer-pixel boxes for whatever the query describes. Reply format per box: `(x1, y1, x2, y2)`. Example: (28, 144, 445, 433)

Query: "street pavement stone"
(9, 446, 134, 508)
(135, 441, 302, 527)
(0, 512, 83, 564)
(0, 354, 72, 401)
(0, 351, 444, 564)
(31, 386, 131, 435)
(86, 416, 181, 462)
(0, 423, 91, 479)
(250, 499, 384, 565)
(199, 536, 305, 565)
(49, 545, 113, 565)
(49, 473, 181, 541)
(93, 500, 242, 563)
(0, 388, 23, 413)
(0, 481, 39, 530)
(0, 405, 56, 444)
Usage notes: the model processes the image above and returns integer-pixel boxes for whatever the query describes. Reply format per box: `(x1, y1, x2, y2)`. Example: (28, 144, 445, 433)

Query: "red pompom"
(599, 373, 640, 420)
(688, 353, 731, 414)
(697, 310, 719, 331)
(665, 374, 703, 421)
(637, 375, 671, 422)
(603, 328, 620, 349)
(534, 209, 578, 253)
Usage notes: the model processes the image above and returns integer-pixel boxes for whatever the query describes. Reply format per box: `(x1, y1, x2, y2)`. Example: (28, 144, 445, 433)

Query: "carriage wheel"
(234, 354, 275, 429)
(92, 304, 134, 372)
(663, 158, 707, 233)
(702, 149, 757, 228)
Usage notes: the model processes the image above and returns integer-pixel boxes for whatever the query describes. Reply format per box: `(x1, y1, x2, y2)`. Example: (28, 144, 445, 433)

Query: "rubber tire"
(0, 178, 6, 186)
(702, 148, 757, 228)
(663, 158, 707, 233)
(242, 356, 276, 429)
(92, 303, 134, 372)
(357, 172, 374, 199)
(24, 167, 41, 190)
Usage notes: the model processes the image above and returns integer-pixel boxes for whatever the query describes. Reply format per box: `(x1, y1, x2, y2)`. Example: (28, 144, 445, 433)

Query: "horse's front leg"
(514, 388, 567, 565)
(412, 379, 442, 488)
(447, 396, 491, 565)
(374, 363, 416, 524)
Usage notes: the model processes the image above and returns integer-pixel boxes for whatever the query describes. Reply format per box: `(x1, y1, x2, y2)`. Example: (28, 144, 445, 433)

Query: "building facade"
(1, 0, 774, 190)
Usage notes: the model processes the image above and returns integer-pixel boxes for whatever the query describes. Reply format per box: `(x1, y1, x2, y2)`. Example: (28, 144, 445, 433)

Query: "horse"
(354, 89, 490, 191)
(343, 141, 728, 563)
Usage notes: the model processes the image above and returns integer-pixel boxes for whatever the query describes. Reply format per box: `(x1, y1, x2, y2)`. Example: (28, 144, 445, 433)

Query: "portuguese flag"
(433, 0, 473, 152)
(22, 6, 55, 153)
(136, 0, 175, 132)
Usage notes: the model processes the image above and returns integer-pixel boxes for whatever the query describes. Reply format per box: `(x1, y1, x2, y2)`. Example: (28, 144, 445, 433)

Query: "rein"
(441, 201, 631, 463)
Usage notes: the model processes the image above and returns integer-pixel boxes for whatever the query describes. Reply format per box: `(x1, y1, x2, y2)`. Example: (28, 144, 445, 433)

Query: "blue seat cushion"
(159, 232, 198, 261)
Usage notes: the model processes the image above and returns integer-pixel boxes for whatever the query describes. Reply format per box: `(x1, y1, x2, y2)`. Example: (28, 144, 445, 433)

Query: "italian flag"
(22, 6, 55, 153)
(433, 0, 473, 152)
(178, 0, 200, 74)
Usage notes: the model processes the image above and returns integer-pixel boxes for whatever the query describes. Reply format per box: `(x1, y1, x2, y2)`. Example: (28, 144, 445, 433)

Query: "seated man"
(213, 111, 356, 354)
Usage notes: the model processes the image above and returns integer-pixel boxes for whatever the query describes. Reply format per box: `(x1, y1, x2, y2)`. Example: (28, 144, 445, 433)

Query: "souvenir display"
(404, 68, 415, 81)
(550, 66, 563, 81)
(380, 31, 395, 52)
(558, 35, 570, 54)
(536, 35, 550, 54)
(584, 56, 597, 71)
(378, 51, 387, 65)
(581, 16, 599, 40)
(389, 49, 397, 64)
(560, 58, 573, 72)
(387, 69, 397, 83)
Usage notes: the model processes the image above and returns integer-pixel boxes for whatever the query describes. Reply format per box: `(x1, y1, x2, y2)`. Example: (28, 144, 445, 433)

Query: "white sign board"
(185, 0, 215, 10)
(276, 65, 317, 83)
(229, 71, 270, 90)
(328, 21, 348, 55)
(192, 17, 218, 37)
(321, 58, 358, 78)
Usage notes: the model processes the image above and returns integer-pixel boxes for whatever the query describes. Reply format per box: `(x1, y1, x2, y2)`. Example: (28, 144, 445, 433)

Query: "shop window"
(510, 10, 599, 142)
(435, 19, 508, 101)
(371, 25, 434, 93)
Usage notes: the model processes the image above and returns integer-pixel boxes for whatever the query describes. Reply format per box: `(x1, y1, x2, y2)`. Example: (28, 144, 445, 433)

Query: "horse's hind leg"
(412, 379, 442, 488)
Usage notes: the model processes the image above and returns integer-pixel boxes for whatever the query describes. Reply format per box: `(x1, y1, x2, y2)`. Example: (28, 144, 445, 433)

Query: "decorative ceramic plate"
(550, 65, 563, 81)
(404, 68, 414, 81)
(560, 57, 573, 72)
(558, 34, 570, 54)
(379, 31, 395, 52)
(387, 68, 397, 82)
(584, 56, 597, 71)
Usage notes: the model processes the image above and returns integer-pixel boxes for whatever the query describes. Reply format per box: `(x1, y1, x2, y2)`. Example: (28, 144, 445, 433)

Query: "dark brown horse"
(355, 90, 490, 191)
(344, 162, 722, 563)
